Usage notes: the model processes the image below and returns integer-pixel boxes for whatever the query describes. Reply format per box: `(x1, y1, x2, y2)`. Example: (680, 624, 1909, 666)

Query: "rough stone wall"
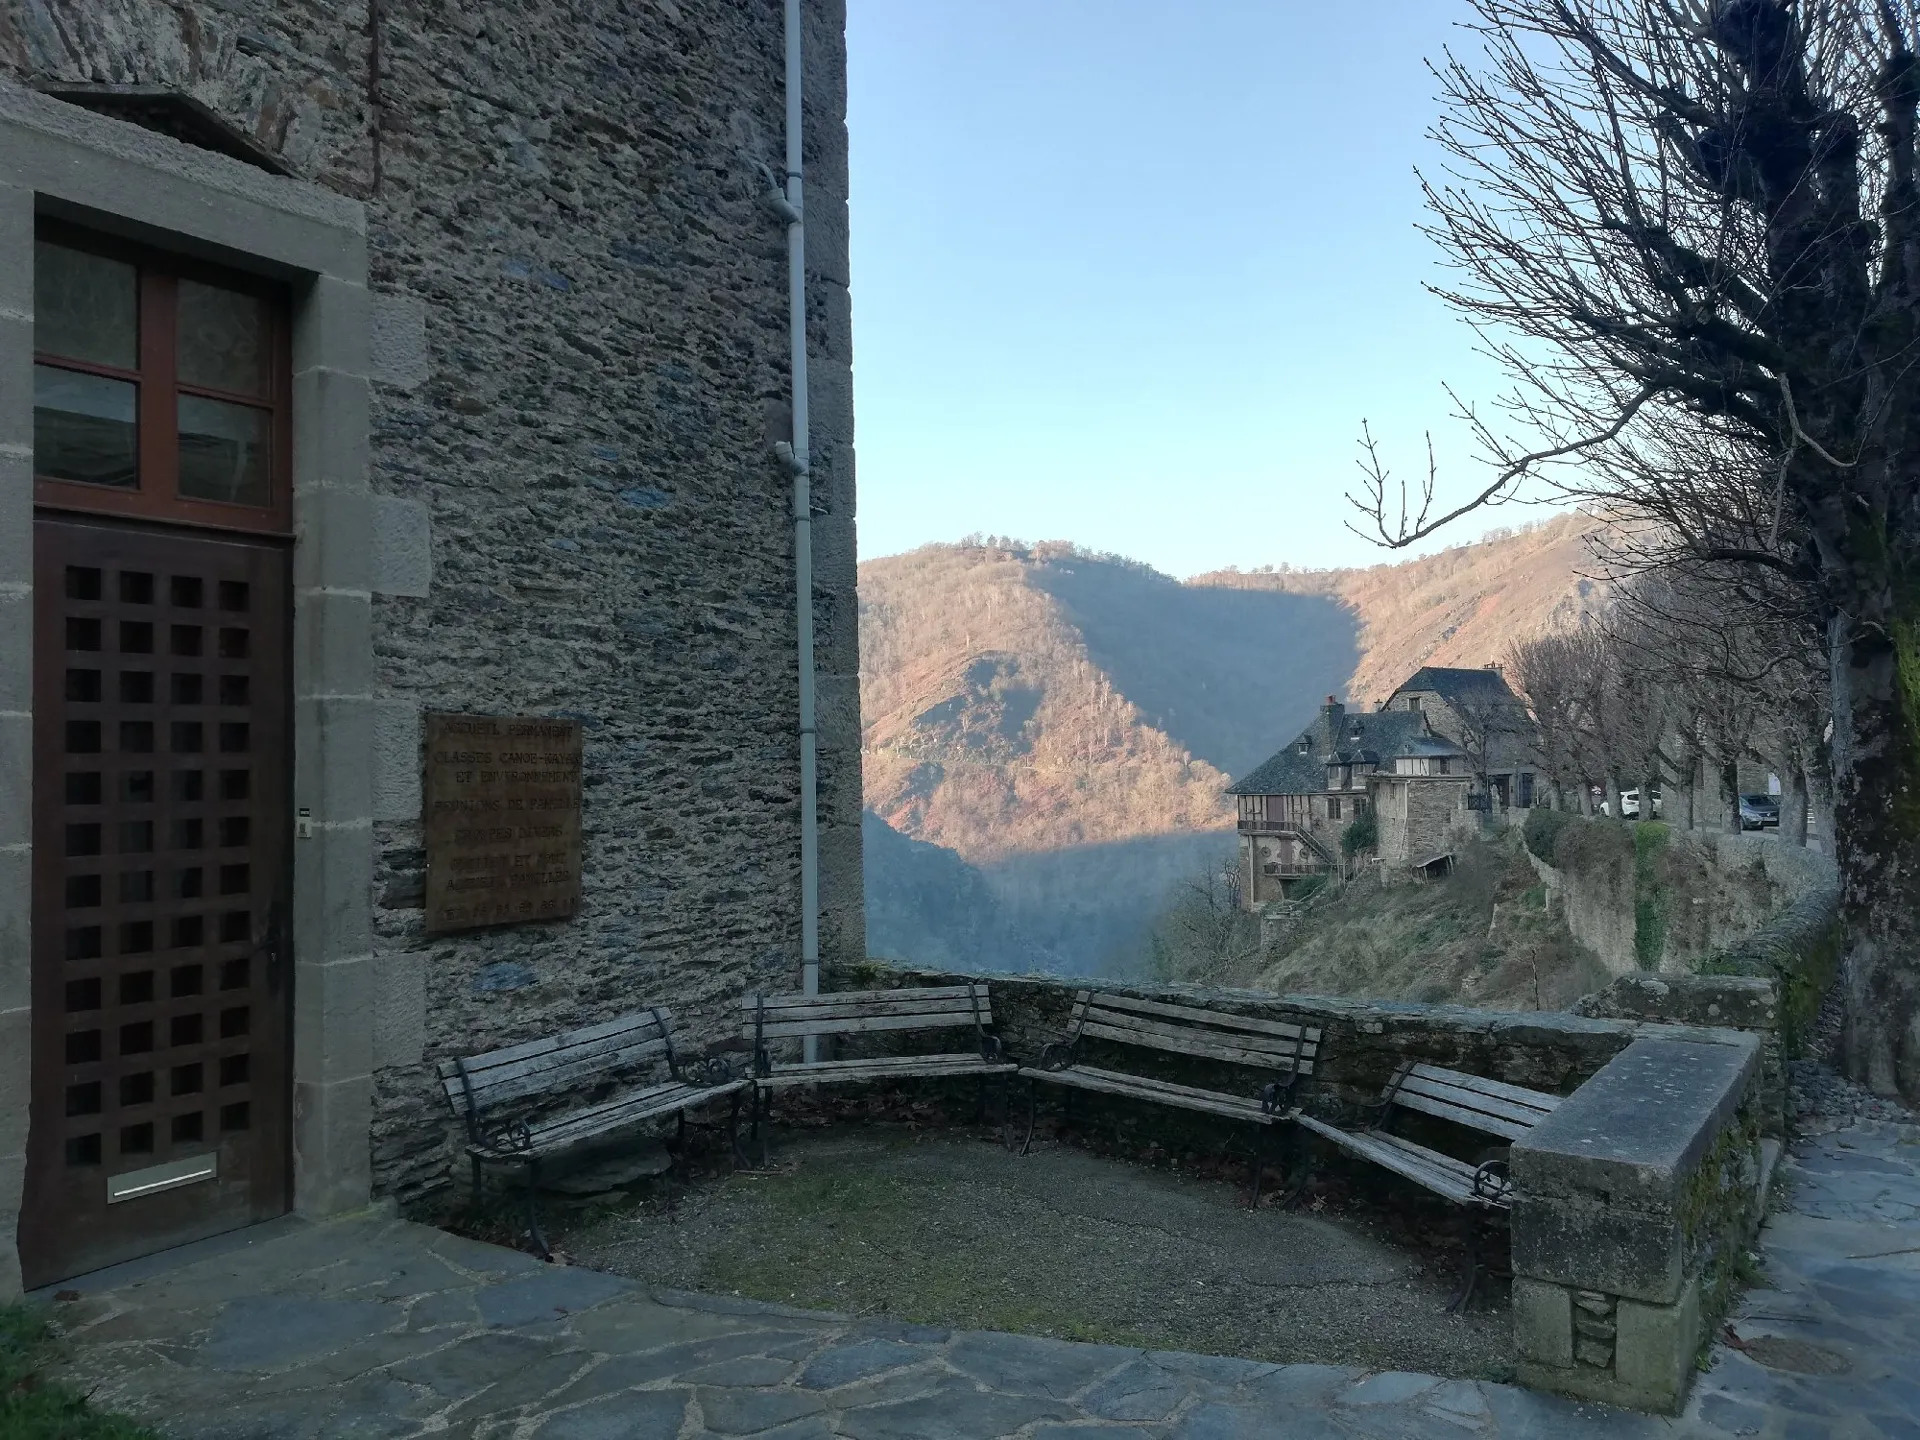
(1374, 776, 1468, 873)
(824, 959, 1760, 1117)
(7, 0, 865, 1202)
(1531, 818, 1832, 981)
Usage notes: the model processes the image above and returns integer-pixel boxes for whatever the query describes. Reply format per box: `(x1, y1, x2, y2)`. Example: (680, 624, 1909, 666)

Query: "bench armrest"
(477, 1117, 535, 1157)
(1258, 1076, 1297, 1116)
(1036, 1040, 1077, 1073)
(1472, 1156, 1511, 1206)
(682, 1052, 739, 1088)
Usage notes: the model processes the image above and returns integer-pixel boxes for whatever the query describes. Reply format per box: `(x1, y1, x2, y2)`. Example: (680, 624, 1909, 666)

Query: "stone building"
(1385, 664, 1540, 814)
(0, 0, 863, 1294)
(1229, 693, 1478, 903)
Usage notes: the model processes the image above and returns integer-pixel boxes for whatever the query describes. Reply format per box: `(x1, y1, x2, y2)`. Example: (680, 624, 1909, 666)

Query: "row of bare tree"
(1341, 1, 1920, 1097)
(1510, 568, 1829, 844)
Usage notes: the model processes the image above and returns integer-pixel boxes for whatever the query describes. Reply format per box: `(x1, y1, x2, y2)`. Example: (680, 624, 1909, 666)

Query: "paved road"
(35, 1118, 1920, 1439)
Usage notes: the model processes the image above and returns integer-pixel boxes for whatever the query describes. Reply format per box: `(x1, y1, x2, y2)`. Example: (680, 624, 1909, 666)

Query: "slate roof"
(1228, 708, 1432, 796)
(1392, 666, 1519, 706)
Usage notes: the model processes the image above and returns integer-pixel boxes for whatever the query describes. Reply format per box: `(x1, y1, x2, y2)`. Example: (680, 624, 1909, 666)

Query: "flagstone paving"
(30, 1114, 1920, 1438)
(1681, 1118, 1920, 1440)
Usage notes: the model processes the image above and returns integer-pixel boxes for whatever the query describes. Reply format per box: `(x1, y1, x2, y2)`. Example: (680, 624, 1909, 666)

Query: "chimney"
(1319, 695, 1345, 754)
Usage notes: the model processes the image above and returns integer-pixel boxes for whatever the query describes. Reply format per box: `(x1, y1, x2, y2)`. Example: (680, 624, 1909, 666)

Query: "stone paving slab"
(1682, 1119, 1920, 1440)
(32, 1115, 1920, 1438)
(39, 1209, 1665, 1439)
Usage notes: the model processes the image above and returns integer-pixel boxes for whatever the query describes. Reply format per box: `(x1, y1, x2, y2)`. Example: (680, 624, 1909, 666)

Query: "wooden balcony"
(1239, 819, 1307, 835)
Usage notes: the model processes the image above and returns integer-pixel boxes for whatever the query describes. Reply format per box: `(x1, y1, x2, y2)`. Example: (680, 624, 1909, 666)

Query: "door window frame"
(34, 221, 294, 536)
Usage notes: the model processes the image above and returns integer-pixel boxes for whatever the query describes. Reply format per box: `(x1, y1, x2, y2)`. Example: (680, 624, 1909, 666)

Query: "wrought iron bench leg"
(1446, 1208, 1480, 1314)
(1275, 1124, 1307, 1210)
(1249, 1124, 1271, 1209)
(469, 1154, 483, 1208)
(974, 1075, 987, 1123)
(727, 1090, 747, 1170)
(1018, 1077, 1039, 1157)
(525, 1157, 552, 1262)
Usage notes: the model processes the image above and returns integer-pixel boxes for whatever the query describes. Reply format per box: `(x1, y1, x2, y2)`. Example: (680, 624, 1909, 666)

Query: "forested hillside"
(858, 517, 1609, 976)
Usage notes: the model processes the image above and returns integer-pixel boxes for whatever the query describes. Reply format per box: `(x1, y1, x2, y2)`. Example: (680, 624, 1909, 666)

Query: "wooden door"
(21, 516, 291, 1288)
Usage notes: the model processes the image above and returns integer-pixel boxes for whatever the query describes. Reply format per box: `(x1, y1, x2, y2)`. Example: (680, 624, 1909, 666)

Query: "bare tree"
(1510, 632, 1591, 808)
(1446, 675, 1539, 813)
(1350, 0, 1920, 1100)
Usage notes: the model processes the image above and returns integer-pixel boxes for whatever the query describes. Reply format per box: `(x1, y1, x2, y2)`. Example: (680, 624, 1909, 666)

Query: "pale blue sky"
(845, 0, 1536, 577)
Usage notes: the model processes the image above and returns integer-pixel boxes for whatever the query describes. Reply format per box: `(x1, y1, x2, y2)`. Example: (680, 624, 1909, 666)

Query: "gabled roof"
(1228, 709, 1431, 796)
(1391, 666, 1519, 707)
(1226, 745, 1323, 797)
(1398, 733, 1466, 758)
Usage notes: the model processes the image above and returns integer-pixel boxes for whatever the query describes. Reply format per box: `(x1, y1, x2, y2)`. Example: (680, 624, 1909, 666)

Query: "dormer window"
(1296, 739, 1310, 754)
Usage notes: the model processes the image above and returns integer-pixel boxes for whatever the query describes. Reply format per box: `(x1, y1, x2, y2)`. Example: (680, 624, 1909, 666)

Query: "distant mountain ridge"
(858, 513, 1610, 976)
(1188, 511, 1611, 709)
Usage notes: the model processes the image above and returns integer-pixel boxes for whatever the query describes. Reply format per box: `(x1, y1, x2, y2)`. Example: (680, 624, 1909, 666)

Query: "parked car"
(1740, 793, 1781, 829)
(1619, 787, 1662, 818)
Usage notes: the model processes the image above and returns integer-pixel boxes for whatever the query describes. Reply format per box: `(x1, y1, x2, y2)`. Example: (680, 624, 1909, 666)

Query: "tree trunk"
(1641, 772, 1658, 823)
(1678, 755, 1698, 830)
(1719, 759, 1741, 835)
(1831, 609, 1920, 1104)
(1785, 765, 1810, 847)
(1605, 776, 1624, 820)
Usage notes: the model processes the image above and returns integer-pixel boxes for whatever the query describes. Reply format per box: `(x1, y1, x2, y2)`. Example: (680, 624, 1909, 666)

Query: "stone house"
(1385, 664, 1540, 814)
(0, 1, 863, 1294)
(1229, 697, 1473, 905)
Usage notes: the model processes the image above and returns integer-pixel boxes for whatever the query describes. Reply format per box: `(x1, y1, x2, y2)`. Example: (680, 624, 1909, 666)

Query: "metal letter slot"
(106, 1153, 218, 1204)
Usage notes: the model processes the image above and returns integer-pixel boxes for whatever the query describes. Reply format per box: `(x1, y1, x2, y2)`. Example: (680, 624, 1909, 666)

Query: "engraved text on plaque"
(424, 713, 583, 933)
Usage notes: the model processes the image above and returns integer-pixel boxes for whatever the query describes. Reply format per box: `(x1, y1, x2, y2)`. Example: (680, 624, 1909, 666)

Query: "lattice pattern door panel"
(24, 517, 291, 1288)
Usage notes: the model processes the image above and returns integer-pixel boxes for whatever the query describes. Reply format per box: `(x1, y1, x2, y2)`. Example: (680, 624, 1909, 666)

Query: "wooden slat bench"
(1018, 991, 1322, 1205)
(743, 984, 1018, 1159)
(439, 1006, 745, 1257)
(1293, 1061, 1561, 1308)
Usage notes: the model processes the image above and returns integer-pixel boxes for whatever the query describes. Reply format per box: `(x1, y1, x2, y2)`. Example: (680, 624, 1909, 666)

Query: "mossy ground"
(0, 1304, 159, 1440)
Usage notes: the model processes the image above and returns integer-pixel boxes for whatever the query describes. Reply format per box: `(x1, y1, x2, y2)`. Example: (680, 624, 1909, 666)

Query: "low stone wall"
(1511, 1033, 1766, 1413)
(1696, 882, 1843, 1058)
(822, 960, 1767, 1414)
(1570, 863, 1842, 1140)
(1575, 974, 1785, 1136)
(825, 960, 1723, 1116)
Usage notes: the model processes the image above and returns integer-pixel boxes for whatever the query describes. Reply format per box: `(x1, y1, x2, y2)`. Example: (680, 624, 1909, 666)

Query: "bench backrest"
(744, 984, 994, 1049)
(1379, 1062, 1559, 1141)
(1066, 991, 1321, 1076)
(438, 1008, 677, 1119)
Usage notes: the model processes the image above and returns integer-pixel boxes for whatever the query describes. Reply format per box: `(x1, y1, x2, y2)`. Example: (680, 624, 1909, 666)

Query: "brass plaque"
(424, 713, 583, 933)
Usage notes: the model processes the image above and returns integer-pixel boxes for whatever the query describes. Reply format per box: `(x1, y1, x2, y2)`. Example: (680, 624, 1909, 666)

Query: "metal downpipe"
(782, 0, 821, 1063)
